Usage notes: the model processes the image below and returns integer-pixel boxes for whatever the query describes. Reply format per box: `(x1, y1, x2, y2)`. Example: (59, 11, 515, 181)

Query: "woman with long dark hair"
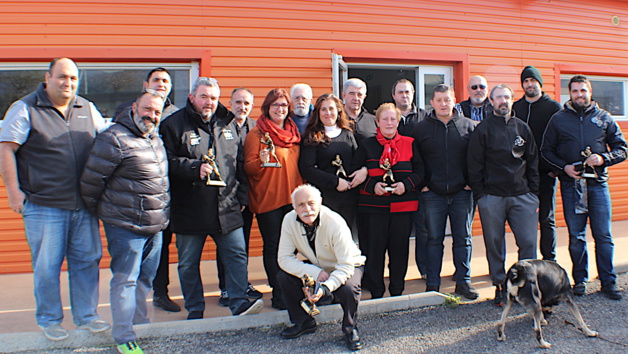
(244, 88, 304, 309)
(298, 93, 363, 227)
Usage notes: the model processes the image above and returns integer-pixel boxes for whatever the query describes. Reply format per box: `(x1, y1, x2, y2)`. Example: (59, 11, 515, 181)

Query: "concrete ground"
(1, 221, 627, 352)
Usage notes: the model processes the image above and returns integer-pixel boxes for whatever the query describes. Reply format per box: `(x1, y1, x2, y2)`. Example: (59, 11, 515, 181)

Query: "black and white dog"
(497, 260, 598, 349)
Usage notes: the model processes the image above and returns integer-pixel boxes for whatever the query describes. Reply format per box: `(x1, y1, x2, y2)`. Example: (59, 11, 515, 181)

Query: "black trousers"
(362, 212, 412, 298)
(152, 225, 173, 297)
(277, 266, 363, 336)
(538, 172, 558, 261)
(256, 205, 293, 300)
(217, 206, 254, 291)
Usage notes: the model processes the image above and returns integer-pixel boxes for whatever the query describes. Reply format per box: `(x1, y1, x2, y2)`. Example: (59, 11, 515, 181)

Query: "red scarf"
(256, 114, 301, 148)
(376, 128, 401, 166)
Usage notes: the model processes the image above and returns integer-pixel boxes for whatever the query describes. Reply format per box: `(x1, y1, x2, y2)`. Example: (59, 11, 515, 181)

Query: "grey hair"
(136, 88, 166, 103)
(291, 184, 322, 207)
(490, 84, 514, 100)
(191, 77, 220, 95)
(343, 78, 367, 94)
(290, 83, 313, 98)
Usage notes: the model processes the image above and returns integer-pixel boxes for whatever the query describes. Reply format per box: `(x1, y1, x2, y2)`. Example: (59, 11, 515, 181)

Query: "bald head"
(45, 58, 79, 108)
(467, 75, 488, 106)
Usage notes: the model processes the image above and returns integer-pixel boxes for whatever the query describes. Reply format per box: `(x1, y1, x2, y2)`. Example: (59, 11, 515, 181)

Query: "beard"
(293, 106, 309, 117)
(524, 86, 540, 98)
(494, 104, 510, 116)
(572, 97, 591, 110)
(133, 114, 157, 134)
(470, 96, 486, 105)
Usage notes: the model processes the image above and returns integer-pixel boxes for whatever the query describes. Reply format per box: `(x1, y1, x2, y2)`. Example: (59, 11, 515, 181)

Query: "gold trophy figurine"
(581, 146, 599, 179)
(380, 158, 395, 192)
(260, 132, 282, 168)
(300, 274, 321, 316)
(201, 148, 227, 187)
(332, 154, 348, 178)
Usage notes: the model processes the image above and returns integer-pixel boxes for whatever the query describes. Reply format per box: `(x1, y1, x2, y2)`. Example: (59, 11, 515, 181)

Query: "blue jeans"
(22, 201, 102, 327)
(422, 190, 474, 286)
(177, 228, 249, 314)
(105, 223, 161, 345)
(413, 197, 428, 277)
(560, 179, 616, 285)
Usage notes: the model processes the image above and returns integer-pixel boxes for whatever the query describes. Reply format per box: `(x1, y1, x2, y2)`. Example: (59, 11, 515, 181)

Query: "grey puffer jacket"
(80, 110, 170, 236)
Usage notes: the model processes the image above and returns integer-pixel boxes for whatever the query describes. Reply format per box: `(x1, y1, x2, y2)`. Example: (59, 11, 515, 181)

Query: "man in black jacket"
(342, 78, 377, 145)
(513, 66, 562, 262)
(81, 90, 170, 353)
(456, 75, 492, 122)
(468, 84, 539, 306)
(413, 84, 478, 300)
(160, 77, 263, 319)
(541, 75, 626, 300)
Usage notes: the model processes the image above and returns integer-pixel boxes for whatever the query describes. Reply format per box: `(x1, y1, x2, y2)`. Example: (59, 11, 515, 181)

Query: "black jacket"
(513, 93, 562, 174)
(541, 101, 627, 183)
(398, 104, 428, 137)
(456, 98, 492, 122)
(348, 107, 378, 145)
(467, 111, 539, 201)
(80, 110, 170, 236)
(412, 110, 475, 196)
(159, 100, 246, 235)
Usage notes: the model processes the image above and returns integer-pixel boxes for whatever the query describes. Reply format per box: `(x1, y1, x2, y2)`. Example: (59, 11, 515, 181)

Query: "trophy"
(379, 158, 395, 192)
(201, 148, 227, 187)
(260, 132, 281, 168)
(331, 154, 347, 178)
(580, 146, 599, 179)
(300, 274, 321, 316)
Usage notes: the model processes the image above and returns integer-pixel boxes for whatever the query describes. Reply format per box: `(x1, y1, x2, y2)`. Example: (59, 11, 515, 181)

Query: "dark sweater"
(513, 93, 562, 174)
(412, 110, 475, 196)
(467, 111, 539, 201)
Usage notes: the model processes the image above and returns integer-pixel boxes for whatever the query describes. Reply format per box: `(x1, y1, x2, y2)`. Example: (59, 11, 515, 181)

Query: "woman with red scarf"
(244, 88, 304, 309)
(351, 103, 423, 299)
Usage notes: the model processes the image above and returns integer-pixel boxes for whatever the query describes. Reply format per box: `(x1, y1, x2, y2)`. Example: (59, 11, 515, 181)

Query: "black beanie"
(521, 66, 543, 87)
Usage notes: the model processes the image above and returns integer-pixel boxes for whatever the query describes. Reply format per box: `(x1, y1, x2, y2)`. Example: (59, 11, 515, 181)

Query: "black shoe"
(271, 297, 287, 310)
(218, 291, 230, 307)
(281, 320, 317, 339)
(153, 295, 181, 312)
(234, 299, 264, 315)
(601, 282, 623, 300)
(187, 311, 203, 320)
(455, 282, 479, 300)
(345, 329, 363, 351)
(426, 285, 439, 292)
(493, 285, 504, 306)
(247, 284, 264, 300)
(573, 282, 587, 296)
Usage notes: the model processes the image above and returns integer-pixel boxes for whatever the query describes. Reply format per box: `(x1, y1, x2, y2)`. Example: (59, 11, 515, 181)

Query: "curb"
(0, 292, 448, 353)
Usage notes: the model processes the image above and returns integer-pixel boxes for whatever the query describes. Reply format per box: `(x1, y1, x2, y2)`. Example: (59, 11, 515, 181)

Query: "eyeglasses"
(471, 84, 487, 90)
(271, 103, 289, 109)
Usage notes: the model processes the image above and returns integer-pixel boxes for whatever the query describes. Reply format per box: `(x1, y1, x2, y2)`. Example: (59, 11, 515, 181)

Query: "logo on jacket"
(591, 116, 607, 129)
(514, 136, 525, 147)
(223, 129, 234, 140)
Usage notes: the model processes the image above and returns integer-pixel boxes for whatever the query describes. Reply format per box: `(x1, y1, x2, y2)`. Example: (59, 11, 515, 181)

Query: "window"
(0, 62, 197, 120)
(560, 75, 627, 120)
(331, 55, 453, 113)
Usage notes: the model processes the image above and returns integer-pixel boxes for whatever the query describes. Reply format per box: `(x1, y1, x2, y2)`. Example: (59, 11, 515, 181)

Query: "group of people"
(0, 57, 625, 353)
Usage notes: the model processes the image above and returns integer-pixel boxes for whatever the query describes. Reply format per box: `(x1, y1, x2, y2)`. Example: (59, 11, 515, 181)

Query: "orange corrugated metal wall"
(2, 0, 628, 273)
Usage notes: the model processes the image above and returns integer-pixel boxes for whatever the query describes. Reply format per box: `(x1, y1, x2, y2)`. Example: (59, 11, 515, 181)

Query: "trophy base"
(384, 186, 395, 193)
(261, 162, 282, 168)
(206, 180, 227, 187)
(581, 172, 598, 179)
(300, 299, 320, 316)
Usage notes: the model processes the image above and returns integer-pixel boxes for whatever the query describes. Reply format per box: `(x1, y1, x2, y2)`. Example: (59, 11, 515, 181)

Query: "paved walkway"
(1, 221, 627, 352)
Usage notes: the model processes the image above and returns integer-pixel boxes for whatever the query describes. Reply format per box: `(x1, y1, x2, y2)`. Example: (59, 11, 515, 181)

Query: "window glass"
(1, 65, 191, 119)
(560, 76, 626, 118)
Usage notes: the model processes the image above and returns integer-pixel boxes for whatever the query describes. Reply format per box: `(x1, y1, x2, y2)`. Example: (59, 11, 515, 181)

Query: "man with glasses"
(456, 75, 492, 122)
(290, 83, 313, 134)
(160, 77, 263, 319)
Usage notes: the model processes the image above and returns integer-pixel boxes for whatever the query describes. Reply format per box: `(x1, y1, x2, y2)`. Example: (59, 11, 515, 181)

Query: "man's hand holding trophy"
(300, 274, 321, 316)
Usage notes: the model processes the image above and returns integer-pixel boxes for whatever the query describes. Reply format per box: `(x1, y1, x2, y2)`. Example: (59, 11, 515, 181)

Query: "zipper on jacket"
(444, 123, 450, 194)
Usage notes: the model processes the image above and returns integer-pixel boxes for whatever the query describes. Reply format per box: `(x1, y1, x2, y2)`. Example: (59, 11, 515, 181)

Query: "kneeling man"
(278, 184, 366, 351)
